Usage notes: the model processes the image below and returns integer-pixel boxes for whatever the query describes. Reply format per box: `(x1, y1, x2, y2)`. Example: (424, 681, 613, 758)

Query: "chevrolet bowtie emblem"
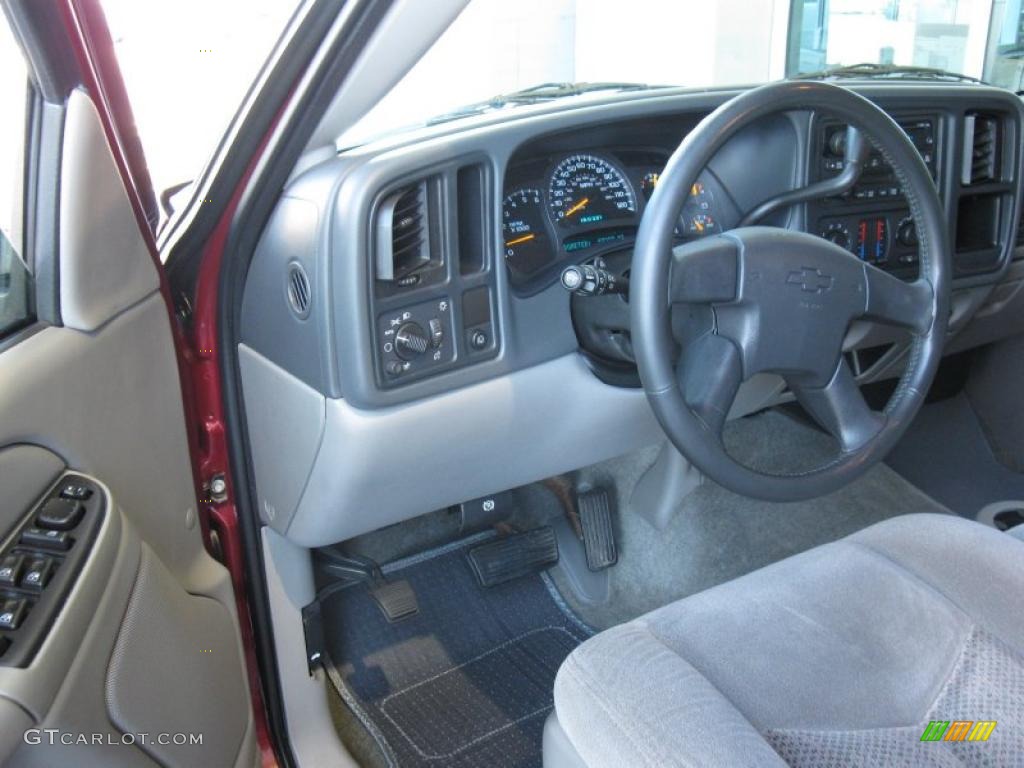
(786, 267, 834, 294)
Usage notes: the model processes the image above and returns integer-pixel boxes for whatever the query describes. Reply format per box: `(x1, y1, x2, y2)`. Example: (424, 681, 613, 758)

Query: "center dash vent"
(962, 113, 999, 186)
(286, 261, 311, 319)
(376, 180, 433, 282)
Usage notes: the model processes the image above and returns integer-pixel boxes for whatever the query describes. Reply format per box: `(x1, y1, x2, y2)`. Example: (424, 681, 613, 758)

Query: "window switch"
(58, 481, 93, 501)
(0, 599, 27, 631)
(20, 558, 53, 592)
(21, 527, 72, 552)
(36, 498, 85, 531)
(0, 555, 24, 587)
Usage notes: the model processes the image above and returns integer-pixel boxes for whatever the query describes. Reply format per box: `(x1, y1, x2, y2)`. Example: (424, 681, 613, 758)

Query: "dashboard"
(237, 82, 1024, 545)
(242, 83, 1024, 404)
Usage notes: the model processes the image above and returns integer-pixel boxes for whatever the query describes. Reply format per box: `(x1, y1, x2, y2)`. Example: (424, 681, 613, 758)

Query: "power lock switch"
(36, 498, 85, 531)
(21, 527, 72, 552)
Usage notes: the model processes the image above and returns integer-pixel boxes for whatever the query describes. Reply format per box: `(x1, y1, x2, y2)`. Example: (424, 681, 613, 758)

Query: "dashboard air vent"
(286, 262, 311, 319)
(376, 181, 431, 281)
(962, 114, 999, 186)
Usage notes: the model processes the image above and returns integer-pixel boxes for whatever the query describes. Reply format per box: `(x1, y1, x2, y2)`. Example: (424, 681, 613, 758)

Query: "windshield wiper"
(426, 82, 663, 125)
(793, 62, 985, 84)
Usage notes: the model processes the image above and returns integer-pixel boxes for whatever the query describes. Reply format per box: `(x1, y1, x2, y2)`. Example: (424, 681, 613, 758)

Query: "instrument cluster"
(502, 150, 727, 289)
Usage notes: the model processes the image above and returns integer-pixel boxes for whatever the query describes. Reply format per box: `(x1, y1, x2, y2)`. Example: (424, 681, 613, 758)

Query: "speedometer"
(548, 154, 636, 228)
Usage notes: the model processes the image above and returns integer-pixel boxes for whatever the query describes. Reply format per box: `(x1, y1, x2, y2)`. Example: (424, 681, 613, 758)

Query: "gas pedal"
(577, 488, 617, 571)
(466, 527, 559, 587)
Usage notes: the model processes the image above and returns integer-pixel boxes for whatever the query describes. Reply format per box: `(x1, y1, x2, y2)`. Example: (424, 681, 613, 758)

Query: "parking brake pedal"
(467, 527, 558, 587)
(369, 580, 418, 622)
(577, 488, 617, 571)
(315, 550, 419, 623)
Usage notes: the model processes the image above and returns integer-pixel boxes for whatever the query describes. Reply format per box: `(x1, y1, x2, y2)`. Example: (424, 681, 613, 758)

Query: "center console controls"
(810, 116, 938, 276)
(0, 474, 105, 666)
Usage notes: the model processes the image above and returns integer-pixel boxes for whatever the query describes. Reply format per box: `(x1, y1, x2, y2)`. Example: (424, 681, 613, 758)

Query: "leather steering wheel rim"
(631, 80, 951, 502)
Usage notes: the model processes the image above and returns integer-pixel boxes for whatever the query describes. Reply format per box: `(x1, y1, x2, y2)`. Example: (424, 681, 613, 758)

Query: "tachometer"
(548, 154, 636, 228)
(503, 188, 552, 276)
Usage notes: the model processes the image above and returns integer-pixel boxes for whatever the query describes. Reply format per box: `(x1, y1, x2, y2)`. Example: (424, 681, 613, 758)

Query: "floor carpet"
(553, 409, 953, 629)
(886, 393, 1024, 518)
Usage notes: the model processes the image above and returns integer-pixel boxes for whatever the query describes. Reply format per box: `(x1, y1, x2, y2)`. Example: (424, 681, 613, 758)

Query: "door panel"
(0, 89, 255, 766)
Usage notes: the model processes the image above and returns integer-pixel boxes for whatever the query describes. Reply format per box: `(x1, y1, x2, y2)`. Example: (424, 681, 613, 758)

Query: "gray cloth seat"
(547, 513, 1024, 767)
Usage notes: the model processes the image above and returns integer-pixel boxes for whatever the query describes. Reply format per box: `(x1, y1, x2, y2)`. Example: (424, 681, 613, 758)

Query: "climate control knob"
(821, 222, 851, 251)
(395, 322, 429, 360)
(896, 217, 918, 247)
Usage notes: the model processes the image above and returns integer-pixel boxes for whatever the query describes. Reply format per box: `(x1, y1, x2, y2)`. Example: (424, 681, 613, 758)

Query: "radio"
(819, 117, 937, 202)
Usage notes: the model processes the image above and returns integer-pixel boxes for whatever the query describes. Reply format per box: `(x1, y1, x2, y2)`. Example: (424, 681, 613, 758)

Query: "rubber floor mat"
(322, 533, 592, 768)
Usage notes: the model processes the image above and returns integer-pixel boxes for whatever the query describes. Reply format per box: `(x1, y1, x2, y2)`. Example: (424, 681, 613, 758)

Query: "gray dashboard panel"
(243, 88, 811, 408)
(238, 82, 1024, 545)
(244, 345, 663, 546)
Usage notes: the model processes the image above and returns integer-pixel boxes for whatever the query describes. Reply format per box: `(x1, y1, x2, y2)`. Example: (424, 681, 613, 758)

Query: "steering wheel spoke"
(670, 237, 739, 304)
(678, 333, 743, 438)
(787, 360, 886, 453)
(862, 264, 934, 334)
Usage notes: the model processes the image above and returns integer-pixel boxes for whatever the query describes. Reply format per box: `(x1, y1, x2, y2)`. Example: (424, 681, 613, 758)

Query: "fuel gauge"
(640, 172, 660, 200)
(681, 212, 718, 236)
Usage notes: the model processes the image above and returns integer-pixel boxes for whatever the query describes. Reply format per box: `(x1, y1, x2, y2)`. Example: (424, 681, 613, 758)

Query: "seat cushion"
(552, 514, 1024, 767)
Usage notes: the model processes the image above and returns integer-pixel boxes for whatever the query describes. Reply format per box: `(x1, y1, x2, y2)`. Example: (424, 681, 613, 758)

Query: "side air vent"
(962, 114, 999, 186)
(286, 261, 312, 319)
(376, 181, 432, 281)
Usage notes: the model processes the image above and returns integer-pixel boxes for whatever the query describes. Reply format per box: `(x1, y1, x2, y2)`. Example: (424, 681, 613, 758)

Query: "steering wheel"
(631, 80, 950, 501)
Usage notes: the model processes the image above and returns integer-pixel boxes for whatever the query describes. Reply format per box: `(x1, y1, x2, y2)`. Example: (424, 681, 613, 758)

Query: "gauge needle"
(505, 233, 535, 247)
(564, 197, 590, 218)
(694, 219, 705, 233)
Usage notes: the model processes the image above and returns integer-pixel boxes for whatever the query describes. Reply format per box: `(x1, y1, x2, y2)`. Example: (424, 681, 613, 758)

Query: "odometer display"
(548, 154, 636, 228)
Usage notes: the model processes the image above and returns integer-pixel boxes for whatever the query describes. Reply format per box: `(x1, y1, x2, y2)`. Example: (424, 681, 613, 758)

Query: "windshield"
(340, 0, 1024, 147)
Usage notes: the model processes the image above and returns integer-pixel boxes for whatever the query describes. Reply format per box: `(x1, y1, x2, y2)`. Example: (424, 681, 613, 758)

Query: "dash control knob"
(395, 322, 429, 360)
(821, 222, 851, 251)
(896, 217, 918, 247)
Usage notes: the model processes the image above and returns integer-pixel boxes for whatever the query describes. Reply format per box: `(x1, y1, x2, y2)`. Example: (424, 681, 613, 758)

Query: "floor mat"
(322, 533, 591, 768)
(886, 393, 1024, 518)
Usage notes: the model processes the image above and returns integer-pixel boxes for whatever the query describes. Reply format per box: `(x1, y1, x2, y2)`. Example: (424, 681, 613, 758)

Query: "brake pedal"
(577, 488, 617, 571)
(466, 527, 559, 587)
